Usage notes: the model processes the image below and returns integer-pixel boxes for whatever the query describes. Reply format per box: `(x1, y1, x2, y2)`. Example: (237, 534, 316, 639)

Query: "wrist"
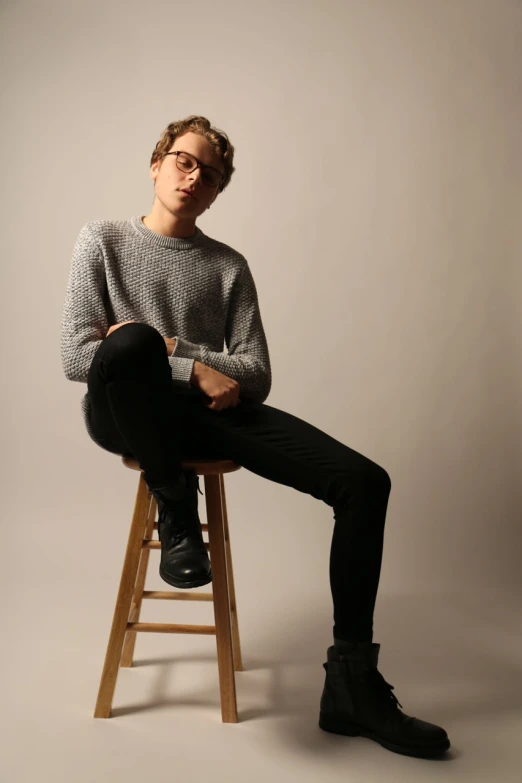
(190, 360, 203, 382)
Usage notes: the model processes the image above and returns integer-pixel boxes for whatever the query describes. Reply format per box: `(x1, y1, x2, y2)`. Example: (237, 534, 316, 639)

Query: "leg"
(87, 322, 201, 486)
(94, 471, 151, 717)
(86, 325, 389, 640)
(178, 400, 451, 758)
(86, 323, 219, 590)
(176, 397, 392, 643)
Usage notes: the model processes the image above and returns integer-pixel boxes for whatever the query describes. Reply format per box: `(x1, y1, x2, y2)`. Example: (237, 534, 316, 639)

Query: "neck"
(142, 202, 197, 239)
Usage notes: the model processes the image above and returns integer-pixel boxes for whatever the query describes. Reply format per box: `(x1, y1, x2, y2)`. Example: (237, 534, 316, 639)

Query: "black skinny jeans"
(87, 323, 392, 643)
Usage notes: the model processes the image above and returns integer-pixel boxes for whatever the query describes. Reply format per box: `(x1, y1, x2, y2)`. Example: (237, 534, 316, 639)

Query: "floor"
(4, 532, 521, 783)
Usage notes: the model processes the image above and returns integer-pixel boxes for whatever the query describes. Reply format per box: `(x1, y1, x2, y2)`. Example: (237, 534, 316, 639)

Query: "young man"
(61, 115, 450, 758)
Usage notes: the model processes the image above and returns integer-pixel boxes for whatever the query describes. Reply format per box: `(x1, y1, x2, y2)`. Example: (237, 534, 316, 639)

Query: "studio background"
(2, 0, 521, 781)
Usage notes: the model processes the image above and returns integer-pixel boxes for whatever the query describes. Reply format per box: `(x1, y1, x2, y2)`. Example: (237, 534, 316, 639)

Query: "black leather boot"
(319, 642, 451, 758)
(147, 470, 212, 589)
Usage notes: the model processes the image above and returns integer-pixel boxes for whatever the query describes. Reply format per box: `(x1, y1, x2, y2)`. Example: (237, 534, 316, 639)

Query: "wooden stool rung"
(143, 539, 210, 552)
(153, 522, 209, 533)
(127, 621, 216, 634)
(141, 590, 214, 601)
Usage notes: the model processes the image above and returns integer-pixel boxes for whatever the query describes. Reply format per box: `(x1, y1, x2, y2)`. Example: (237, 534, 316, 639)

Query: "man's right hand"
(191, 361, 241, 411)
(106, 320, 137, 337)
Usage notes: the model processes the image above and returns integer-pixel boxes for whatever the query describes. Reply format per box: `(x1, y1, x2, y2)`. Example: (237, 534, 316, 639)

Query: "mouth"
(180, 190, 196, 200)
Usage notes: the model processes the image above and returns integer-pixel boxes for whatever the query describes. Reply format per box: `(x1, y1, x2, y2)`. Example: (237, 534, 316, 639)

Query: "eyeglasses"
(162, 150, 224, 188)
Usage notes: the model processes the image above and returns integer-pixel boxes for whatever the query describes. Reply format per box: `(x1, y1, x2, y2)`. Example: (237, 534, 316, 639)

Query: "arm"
(61, 224, 107, 382)
(61, 224, 197, 387)
(170, 262, 272, 403)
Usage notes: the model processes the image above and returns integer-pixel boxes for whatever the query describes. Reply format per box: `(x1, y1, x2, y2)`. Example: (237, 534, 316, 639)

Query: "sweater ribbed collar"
(130, 215, 204, 250)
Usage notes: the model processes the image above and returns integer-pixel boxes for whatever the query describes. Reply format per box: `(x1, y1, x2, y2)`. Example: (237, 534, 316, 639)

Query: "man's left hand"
(165, 337, 177, 356)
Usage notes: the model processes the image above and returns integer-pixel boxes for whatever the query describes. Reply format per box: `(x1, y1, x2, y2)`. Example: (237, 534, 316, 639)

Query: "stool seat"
(121, 455, 242, 476)
(94, 456, 244, 723)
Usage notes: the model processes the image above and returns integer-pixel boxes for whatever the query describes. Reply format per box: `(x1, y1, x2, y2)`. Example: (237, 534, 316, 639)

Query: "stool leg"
(204, 473, 238, 723)
(220, 473, 243, 672)
(120, 490, 157, 667)
(94, 473, 150, 718)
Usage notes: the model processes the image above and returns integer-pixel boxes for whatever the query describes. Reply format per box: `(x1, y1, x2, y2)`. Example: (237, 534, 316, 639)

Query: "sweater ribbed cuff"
(171, 336, 203, 362)
(168, 355, 196, 386)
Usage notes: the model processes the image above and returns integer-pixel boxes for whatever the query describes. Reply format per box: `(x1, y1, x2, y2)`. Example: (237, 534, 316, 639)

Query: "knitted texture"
(61, 215, 272, 450)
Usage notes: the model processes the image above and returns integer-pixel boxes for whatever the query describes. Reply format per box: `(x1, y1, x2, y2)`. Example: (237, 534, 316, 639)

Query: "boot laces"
(157, 500, 192, 544)
(160, 515, 196, 548)
(363, 668, 403, 711)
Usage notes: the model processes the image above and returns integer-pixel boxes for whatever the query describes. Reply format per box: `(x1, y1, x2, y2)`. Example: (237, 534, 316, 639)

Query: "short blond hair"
(150, 115, 235, 193)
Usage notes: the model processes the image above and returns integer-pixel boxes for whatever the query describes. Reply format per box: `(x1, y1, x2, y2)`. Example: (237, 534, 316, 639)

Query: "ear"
(149, 158, 161, 182)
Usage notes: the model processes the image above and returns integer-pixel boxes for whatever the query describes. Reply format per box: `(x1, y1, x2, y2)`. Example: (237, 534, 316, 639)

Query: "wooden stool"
(94, 456, 243, 723)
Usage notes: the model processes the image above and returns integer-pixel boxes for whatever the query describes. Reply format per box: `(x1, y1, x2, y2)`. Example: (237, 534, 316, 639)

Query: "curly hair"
(149, 115, 236, 194)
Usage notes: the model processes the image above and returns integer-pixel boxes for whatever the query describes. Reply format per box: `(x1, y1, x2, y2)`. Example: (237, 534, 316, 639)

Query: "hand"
(190, 361, 241, 411)
(106, 320, 137, 337)
(164, 337, 177, 356)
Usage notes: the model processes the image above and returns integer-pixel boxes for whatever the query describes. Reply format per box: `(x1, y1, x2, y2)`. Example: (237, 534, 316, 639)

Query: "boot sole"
(319, 712, 451, 758)
(159, 564, 213, 590)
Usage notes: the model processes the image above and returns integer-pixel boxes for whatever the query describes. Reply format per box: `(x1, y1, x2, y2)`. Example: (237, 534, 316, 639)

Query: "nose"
(188, 166, 204, 186)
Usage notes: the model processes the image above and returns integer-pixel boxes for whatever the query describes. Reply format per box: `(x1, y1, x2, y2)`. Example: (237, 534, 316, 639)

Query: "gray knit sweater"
(61, 215, 272, 449)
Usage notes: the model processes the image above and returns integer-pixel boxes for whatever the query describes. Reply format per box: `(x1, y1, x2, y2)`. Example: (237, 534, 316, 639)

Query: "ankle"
(146, 470, 185, 492)
(334, 637, 373, 652)
(148, 473, 187, 503)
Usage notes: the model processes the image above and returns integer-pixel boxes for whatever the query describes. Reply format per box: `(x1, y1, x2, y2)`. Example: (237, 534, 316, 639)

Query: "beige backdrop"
(2, 0, 522, 779)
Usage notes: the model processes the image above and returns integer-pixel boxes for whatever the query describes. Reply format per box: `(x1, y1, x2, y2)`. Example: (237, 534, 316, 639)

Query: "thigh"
(87, 352, 128, 453)
(87, 325, 206, 455)
(87, 351, 207, 456)
(179, 398, 389, 507)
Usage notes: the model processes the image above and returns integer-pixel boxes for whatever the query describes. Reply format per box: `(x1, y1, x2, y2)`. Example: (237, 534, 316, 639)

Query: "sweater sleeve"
(61, 223, 197, 387)
(172, 261, 272, 403)
(61, 224, 108, 383)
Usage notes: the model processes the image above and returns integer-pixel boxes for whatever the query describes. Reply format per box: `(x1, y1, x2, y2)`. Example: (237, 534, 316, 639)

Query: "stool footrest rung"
(153, 522, 209, 532)
(143, 540, 210, 551)
(127, 621, 216, 635)
(142, 590, 214, 601)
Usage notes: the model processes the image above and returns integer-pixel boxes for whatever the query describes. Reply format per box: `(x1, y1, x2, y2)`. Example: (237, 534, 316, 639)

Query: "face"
(149, 131, 224, 219)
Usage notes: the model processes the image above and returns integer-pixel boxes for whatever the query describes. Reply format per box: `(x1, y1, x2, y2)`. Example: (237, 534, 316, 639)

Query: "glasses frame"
(161, 150, 225, 188)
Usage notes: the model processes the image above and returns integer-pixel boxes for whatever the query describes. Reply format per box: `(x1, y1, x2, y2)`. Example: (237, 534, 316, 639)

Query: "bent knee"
(364, 462, 391, 494)
(348, 459, 391, 498)
(106, 322, 164, 353)
(101, 323, 166, 375)
(327, 461, 391, 509)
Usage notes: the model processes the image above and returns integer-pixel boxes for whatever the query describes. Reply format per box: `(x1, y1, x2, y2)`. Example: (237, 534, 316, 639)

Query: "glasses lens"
(176, 153, 221, 187)
(203, 170, 221, 186)
(176, 153, 193, 171)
